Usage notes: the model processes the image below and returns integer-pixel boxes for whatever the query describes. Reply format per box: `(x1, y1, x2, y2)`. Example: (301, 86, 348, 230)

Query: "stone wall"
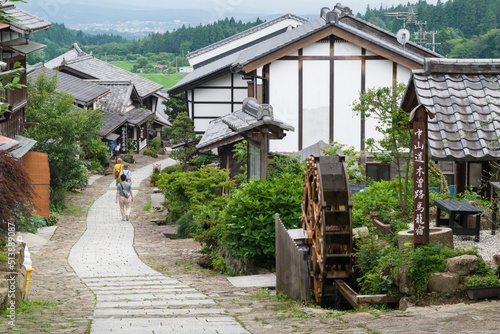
(0, 241, 27, 312)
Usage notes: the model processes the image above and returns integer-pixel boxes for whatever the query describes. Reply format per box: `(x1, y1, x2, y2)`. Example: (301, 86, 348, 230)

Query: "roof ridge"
(187, 13, 308, 59)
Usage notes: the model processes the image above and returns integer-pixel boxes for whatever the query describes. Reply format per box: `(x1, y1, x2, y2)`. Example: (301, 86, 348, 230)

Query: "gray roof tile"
(28, 64, 110, 105)
(403, 58, 500, 162)
(2, 3, 52, 33)
(197, 99, 293, 151)
(46, 44, 162, 98)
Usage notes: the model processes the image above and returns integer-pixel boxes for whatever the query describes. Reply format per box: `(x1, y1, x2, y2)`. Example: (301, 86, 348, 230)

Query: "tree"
(169, 112, 198, 165)
(162, 94, 187, 122)
(0, 151, 34, 238)
(22, 72, 103, 200)
(352, 81, 412, 212)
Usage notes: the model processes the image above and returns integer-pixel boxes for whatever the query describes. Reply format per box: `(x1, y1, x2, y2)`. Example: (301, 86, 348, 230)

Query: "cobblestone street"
(3, 155, 500, 333)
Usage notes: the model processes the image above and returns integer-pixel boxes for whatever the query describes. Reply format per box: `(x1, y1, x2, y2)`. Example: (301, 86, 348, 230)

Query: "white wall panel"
(234, 89, 249, 102)
(334, 60, 362, 150)
(203, 74, 232, 87)
(303, 42, 329, 56)
(195, 88, 231, 102)
(365, 60, 394, 144)
(303, 60, 330, 149)
(335, 41, 362, 56)
(397, 64, 412, 85)
(269, 60, 299, 153)
(193, 104, 231, 118)
(193, 118, 213, 133)
(233, 74, 249, 88)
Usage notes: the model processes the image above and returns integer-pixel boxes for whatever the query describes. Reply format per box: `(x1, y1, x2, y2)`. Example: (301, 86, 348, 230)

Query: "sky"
(40, 0, 447, 18)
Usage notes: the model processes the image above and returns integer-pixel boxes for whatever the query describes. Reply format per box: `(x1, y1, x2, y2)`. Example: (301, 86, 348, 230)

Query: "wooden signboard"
(410, 105, 434, 246)
(140, 126, 145, 140)
(121, 126, 127, 150)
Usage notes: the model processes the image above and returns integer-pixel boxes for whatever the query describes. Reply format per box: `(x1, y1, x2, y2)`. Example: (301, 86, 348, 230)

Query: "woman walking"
(116, 174, 134, 221)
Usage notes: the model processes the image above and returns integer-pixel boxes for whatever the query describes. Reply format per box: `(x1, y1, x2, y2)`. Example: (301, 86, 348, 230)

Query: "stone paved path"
(69, 159, 248, 333)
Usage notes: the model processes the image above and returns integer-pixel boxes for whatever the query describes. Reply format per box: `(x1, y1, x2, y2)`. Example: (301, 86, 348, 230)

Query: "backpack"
(119, 184, 131, 199)
(114, 164, 123, 178)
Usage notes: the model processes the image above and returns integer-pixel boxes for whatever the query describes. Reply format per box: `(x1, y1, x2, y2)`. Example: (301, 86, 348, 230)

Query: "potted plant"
(464, 270, 500, 300)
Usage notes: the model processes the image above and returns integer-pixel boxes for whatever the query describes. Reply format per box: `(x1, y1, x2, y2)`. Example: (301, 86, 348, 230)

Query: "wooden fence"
(275, 214, 310, 304)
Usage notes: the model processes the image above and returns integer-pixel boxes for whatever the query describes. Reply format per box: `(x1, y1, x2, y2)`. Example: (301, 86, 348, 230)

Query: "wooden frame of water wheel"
(301, 155, 353, 306)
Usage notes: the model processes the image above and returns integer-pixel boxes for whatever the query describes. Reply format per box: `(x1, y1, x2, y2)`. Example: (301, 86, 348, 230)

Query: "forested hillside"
(30, 17, 264, 64)
(359, 0, 500, 58)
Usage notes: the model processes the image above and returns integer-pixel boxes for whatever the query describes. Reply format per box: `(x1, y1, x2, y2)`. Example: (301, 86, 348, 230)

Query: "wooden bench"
(435, 199, 482, 242)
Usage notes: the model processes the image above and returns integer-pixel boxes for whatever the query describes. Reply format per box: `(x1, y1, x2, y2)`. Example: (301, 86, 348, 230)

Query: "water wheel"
(301, 155, 353, 306)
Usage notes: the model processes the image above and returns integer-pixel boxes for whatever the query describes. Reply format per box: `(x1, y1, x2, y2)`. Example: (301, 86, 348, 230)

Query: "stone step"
(85, 280, 182, 287)
(97, 299, 216, 308)
(91, 285, 192, 292)
(91, 317, 249, 334)
(93, 307, 225, 317)
(96, 292, 208, 301)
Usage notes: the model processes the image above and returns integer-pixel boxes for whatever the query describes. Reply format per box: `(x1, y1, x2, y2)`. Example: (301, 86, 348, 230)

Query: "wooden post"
(260, 128, 268, 180)
(410, 105, 434, 246)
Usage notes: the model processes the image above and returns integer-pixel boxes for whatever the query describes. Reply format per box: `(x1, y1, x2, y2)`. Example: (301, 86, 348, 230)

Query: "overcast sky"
(35, 0, 447, 18)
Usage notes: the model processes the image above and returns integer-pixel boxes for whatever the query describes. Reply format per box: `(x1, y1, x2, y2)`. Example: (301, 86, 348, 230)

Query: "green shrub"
(157, 167, 234, 223)
(177, 211, 202, 239)
(220, 173, 303, 268)
(144, 147, 159, 158)
(465, 270, 500, 288)
(44, 210, 60, 226)
(161, 164, 183, 174)
(268, 154, 304, 179)
(150, 136, 162, 150)
(15, 211, 47, 234)
(352, 179, 412, 228)
(191, 152, 219, 167)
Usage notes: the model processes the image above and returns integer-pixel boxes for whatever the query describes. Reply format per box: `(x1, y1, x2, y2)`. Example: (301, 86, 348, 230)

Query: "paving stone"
(68, 159, 248, 333)
(227, 273, 276, 288)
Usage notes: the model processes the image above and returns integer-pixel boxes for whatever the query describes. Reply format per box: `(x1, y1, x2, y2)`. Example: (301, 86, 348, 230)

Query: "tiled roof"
(293, 140, 328, 160)
(125, 107, 155, 126)
(168, 52, 240, 95)
(233, 4, 441, 70)
(100, 111, 127, 137)
(44, 43, 85, 69)
(46, 44, 163, 98)
(28, 64, 110, 105)
(187, 14, 308, 59)
(170, 4, 440, 96)
(91, 80, 137, 115)
(197, 98, 293, 151)
(402, 58, 500, 162)
(1, 3, 52, 34)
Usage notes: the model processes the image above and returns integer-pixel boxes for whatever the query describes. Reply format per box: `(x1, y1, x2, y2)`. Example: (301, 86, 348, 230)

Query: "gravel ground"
(454, 230, 500, 265)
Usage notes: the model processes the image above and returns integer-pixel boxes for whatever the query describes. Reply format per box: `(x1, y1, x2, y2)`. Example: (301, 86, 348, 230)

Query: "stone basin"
(397, 227, 454, 251)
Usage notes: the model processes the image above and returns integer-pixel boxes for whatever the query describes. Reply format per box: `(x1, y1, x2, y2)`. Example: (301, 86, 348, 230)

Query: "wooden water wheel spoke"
(302, 155, 353, 306)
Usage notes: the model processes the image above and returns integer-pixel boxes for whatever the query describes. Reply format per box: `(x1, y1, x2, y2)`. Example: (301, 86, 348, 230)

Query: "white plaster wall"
(187, 90, 193, 118)
(334, 60, 362, 150)
(365, 60, 395, 144)
(189, 18, 305, 66)
(195, 88, 231, 102)
(303, 60, 330, 148)
(269, 60, 299, 152)
(193, 104, 232, 118)
(303, 42, 329, 56)
(397, 64, 412, 85)
(202, 74, 232, 87)
(194, 118, 213, 133)
(335, 41, 362, 56)
(234, 89, 249, 102)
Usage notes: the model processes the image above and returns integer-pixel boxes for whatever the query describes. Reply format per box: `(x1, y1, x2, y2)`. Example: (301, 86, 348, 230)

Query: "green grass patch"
(143, 201, 152, 211)
(110, 60, 185, 88)
(0, 299, 61, 317)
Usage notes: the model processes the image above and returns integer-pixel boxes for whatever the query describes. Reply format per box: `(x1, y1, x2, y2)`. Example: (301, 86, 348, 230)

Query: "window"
(366, 164, 390, 182)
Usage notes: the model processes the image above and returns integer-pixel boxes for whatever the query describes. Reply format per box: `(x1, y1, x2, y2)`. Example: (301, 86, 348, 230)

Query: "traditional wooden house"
(0, 3, 52, 217)
(401, 58, 500, 196)
(45, 44, 170, 153)
(197, 98, 293, 180)
(168, 13, 308, 133)
(0, 3, 51, 138)
(169, 4, 442, 181)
